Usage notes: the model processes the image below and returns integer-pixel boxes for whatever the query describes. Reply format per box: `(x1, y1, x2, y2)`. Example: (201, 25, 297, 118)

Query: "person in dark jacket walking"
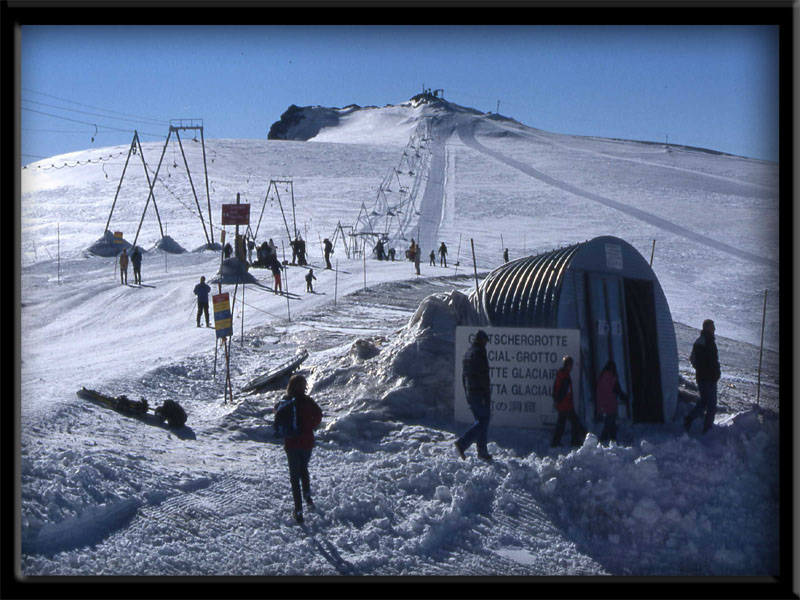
(438, 242, 448, 267)
(279, 374, 323, 524)
(685, 319, 721, 434)
(194, 276, 212, 327)
(455, 329, 493, 462)
(323, 238, 333, 270)
(550, 355, 586, 447)
(131, 247, 143, 284)
(595, 360, 628, 444)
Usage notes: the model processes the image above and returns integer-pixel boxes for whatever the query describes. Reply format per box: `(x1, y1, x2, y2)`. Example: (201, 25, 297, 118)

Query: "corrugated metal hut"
(470, 235, 678, 426)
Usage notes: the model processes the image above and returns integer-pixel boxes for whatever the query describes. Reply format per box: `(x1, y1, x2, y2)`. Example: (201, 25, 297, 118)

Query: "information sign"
(213, 293, 233, 339)
(221, 204, 250, 226)
(454, 327, 581, 429)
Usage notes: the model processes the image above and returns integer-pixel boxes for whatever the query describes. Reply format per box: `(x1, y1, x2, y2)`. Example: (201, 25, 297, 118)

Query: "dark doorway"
(624, 279, 664, 423)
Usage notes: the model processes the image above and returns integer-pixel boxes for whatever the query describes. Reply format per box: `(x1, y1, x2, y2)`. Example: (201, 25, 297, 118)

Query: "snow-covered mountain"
(18, 95, 781, 578)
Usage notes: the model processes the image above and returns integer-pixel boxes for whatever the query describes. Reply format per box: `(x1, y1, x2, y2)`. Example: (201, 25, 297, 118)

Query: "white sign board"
(454, 327, 581, 430)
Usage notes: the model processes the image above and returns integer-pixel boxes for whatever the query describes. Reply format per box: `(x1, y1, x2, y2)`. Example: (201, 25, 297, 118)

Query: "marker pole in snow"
(756, 289, 767, 409)
(363, 250, 367, 290)
(335, 259, 339, 305)
(285, 268, 291, 322)
(650, 239, 656, 267)
(470, 238, 479, 297)
(454, 233, 462, 276)
(57, 222, 60, 285)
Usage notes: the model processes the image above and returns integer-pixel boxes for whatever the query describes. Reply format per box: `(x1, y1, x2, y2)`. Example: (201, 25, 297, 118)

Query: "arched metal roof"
(472, 242, 586, 327)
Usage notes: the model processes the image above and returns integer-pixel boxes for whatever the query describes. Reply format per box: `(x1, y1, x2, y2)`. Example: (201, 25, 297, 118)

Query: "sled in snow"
(241, 349, 309, 393)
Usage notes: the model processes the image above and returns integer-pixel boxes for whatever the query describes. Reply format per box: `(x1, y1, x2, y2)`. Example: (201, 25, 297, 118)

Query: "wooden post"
(241, 283, 245, 347)
(334, 259, 339, 305)
(756, 289, 768, 409)
(650, 239, 656, 267)
(363, 249, 367, 290)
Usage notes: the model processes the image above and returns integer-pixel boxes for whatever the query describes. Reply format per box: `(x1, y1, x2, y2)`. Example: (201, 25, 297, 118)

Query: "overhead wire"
(22, 98, 169, 127)
(22, 87, 169, 126)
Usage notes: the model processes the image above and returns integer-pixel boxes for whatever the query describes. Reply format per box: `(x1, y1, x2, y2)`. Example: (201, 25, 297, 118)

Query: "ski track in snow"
(456, 119, 777, 269)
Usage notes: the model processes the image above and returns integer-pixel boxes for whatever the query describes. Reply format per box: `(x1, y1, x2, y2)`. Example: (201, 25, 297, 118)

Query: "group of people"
(404, 239, 449, 275)
(455, 318, 721, 460)
(118, 247, 143, 285)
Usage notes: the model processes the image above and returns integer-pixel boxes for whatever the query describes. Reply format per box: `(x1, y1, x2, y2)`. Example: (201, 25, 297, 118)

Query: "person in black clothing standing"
(131, 247, 143, 285)
(685, 319, 721, 434)
(438, 242, 448, 267)
(323, 238, 333, 270)
(454, 329, 493, 462)
(194, 276, 212, 327)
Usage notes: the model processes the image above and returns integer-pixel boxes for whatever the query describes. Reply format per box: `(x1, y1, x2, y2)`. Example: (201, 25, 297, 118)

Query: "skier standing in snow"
(595, 360, 628, 444)
(550, 355, 586, 447)
(131, 247, 143, 285)
(685, 319, 721, 434)
(119, 248, 129, 284)
(305, 268, 316, 293)
(388, 247, 396, 261)
(297, 237, 308, 266)
(279, 374, 323, 524)
(438, 242, 448, 267)
(323, 238, 333, 270)
(429, 249, 436, 266)
(267, 252, 284, 294)
(454, 329, 493, 462)
(290, 237, 300, 265)
(224, 242, 233, 259)
(503, 248, 509, 263)
(414, 246, 421, 275)
(193, 276, 212, 328)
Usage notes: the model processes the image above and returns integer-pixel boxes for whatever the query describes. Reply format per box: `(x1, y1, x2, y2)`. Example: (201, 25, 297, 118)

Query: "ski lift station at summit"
(471, 235, 679, 428)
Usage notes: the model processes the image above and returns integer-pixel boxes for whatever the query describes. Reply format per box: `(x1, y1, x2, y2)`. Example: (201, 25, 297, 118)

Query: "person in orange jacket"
(550, 355, 586, 447)
(119, 249, 129, 284)
(279, 374, 323, 524)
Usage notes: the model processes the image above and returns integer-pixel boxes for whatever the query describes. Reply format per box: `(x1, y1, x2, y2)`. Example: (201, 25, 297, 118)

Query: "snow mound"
(208, 257, 260, 285)
(87, 230, 130, 257)
(193, 242, 223, 253)
(322, 289, 481, 432)
(153, 235, 186, 254)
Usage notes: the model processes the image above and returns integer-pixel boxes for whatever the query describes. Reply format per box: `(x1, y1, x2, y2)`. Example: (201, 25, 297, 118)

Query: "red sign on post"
(221, 204, 250, 225)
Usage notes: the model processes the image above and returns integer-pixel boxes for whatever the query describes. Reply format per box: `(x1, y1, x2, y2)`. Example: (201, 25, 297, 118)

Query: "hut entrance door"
(623, 278, 664, 423)
(585, 273, 630, 422)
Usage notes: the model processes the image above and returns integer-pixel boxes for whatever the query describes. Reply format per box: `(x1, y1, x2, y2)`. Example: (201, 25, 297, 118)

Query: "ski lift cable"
(22, 87, 170, 125)
(22, 98, 168, 128)
(22, 107, 166, 138)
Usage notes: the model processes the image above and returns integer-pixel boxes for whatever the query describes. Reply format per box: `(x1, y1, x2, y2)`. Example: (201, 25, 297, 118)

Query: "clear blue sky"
(21, 25, 779, 164)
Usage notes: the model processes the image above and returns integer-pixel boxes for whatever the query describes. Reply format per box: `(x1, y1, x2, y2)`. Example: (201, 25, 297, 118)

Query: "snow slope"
(18, 96, 783, 579)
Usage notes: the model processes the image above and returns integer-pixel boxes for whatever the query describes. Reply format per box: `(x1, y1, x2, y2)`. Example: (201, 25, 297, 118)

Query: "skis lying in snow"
(76, 387, 192, 437)
(251, 282, 302, 299)
(240, 349, 310, 394)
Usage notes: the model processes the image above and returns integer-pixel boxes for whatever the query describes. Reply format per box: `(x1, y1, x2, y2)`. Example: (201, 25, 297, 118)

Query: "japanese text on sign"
(454, 327, 581, 430)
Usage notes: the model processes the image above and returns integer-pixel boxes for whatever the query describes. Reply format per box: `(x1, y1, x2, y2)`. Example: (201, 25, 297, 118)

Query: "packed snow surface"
(19, 98, 780, 576)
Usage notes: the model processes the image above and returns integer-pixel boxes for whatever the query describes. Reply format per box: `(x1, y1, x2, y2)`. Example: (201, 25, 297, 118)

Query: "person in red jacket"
(550, 355, 586, 448)
(595, 360, 628, 444)
(280, 374, 322, 524)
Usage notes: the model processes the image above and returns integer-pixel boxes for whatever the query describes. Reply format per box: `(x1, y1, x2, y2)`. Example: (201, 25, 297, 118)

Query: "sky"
(20, 25, 780, 164)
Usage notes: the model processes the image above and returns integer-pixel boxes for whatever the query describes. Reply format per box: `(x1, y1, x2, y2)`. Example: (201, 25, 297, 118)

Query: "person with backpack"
(550, 355, 586, 447)
(193, 276, 212, 327)
(685, 319, 721, 434)
(595, 360, 628, 444)
(131, 247, 143, 284)
(454, 329, 493, 462)
(274, 374, 322, 524)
